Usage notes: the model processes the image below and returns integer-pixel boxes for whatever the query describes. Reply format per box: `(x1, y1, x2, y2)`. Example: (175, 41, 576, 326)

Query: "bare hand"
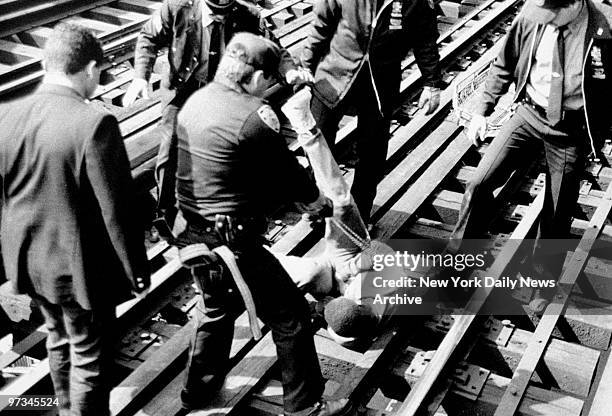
(466, 114, 487, 146)
(418, 86, 441, 115)
(122, 78, 150, 107)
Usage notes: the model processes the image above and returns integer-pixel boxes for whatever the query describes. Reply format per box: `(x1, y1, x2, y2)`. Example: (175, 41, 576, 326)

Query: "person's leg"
(449, 105, 543, 252)
(155, 87, 195, 223)
(182, 266, 238, 401)
(62, 299, 114, 416)
(532, 127, 586, 276)
(311, 94, 343, 154)
(351, 96, 390, 223)
(34, 296, 71, 416)
(178, 227, 240, 407)
(239, 245, 325, 414)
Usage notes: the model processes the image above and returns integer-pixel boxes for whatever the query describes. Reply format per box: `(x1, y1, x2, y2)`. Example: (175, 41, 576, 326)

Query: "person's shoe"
(180, 378, 224, 411)
(284, 399, 350, 416)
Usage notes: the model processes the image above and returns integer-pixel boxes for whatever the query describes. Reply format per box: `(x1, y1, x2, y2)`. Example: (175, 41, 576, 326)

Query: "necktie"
(547, 26, 565, 125)
(207, 20, 224, 82)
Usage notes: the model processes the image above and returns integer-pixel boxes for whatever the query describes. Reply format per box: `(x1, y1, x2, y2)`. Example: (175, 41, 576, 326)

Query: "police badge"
(590, 45, 606, 80)
(390, 0, 403, 30)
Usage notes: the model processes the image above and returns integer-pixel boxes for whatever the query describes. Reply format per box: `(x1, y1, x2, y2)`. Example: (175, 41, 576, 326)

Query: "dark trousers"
(450, 104, 587, 274)
(176, 224, 324, 413)
(155, 84, 199, 216)
(33, 295, 114, 416)
(311, 77, 391, 223)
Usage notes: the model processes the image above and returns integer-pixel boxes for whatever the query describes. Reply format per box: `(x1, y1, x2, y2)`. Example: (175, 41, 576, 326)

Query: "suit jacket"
(0, 84, 150, 310)
(300, 0, 441, 113)
(475, 0, 612, 159)
(134, 0, 295, 91)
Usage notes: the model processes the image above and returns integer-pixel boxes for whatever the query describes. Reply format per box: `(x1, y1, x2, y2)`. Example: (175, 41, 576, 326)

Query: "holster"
(178, 243, 263, 340)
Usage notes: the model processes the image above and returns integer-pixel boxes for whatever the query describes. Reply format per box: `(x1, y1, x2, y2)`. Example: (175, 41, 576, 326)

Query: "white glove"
(418, 86, 440, 115)
(296, 191, 332, 216)
(122, 78, 150, 107)
(281, 87, 317, 134)
(285, 67, 314, 86)
(466, 114, 487, 146)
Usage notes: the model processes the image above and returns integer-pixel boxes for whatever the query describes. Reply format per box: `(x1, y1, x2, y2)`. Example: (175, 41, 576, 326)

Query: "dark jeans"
(176, 224, 324, 413)
(312, 77, 391, 223)
(33, 295, 114, 416)
(450, 103, 587, 275)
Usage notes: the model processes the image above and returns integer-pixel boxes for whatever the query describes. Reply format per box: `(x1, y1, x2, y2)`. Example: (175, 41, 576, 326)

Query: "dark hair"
(324, 297, 378, 339)
(43, 23, 104, 74)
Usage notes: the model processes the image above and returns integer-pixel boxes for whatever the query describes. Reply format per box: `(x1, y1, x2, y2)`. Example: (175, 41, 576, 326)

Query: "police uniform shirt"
(176, 82, 318, 221)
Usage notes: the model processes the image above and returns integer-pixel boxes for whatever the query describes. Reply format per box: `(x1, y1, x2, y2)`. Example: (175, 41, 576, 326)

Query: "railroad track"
(3, 0, 612, 415)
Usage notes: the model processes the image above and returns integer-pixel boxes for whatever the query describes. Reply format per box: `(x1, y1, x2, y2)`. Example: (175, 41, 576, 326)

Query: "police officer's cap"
(205, 0, 236, 14)
(224, 32, 282, 79)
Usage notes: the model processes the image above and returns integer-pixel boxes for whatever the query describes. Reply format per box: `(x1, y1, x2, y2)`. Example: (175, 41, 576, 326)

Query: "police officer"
(174, 33, 347, 416)
(123, 0, 312, 221)
(301, 0, 443, 223)
(454, 0, 612, 311)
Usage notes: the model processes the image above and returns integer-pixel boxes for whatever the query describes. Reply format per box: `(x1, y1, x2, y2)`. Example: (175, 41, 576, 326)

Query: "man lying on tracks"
(172, 32, 348, 416)
(300, 0, 443, 224)
(453, 0, 612, 312)
(275, 88, 422, 350)
(123, 0, 312, 225)
(0, 23, 151, 416)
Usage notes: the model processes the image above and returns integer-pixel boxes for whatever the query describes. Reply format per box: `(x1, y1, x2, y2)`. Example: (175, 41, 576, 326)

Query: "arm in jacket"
(411, 0, 442, 88)
(134, 1, 174, 82)
(474, 16, 523, 116)
(86, 115, 151, 294)
(300, 0, 342, 73)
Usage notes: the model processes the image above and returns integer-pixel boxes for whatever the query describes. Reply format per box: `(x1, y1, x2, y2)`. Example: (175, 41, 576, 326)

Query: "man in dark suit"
(0, 23, 150, 416)
(455, 0, 612, 311)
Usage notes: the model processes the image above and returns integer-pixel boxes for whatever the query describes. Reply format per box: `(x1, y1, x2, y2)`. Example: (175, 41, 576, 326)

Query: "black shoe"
(180, 378, 224, 411)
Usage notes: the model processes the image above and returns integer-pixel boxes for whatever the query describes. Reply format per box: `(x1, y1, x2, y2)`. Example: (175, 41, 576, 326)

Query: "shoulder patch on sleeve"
(257, 105, 280, 133)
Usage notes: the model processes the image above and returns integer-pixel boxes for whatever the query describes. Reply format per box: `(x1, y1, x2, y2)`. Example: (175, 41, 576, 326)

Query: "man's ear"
(85, 60, 98, 78)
